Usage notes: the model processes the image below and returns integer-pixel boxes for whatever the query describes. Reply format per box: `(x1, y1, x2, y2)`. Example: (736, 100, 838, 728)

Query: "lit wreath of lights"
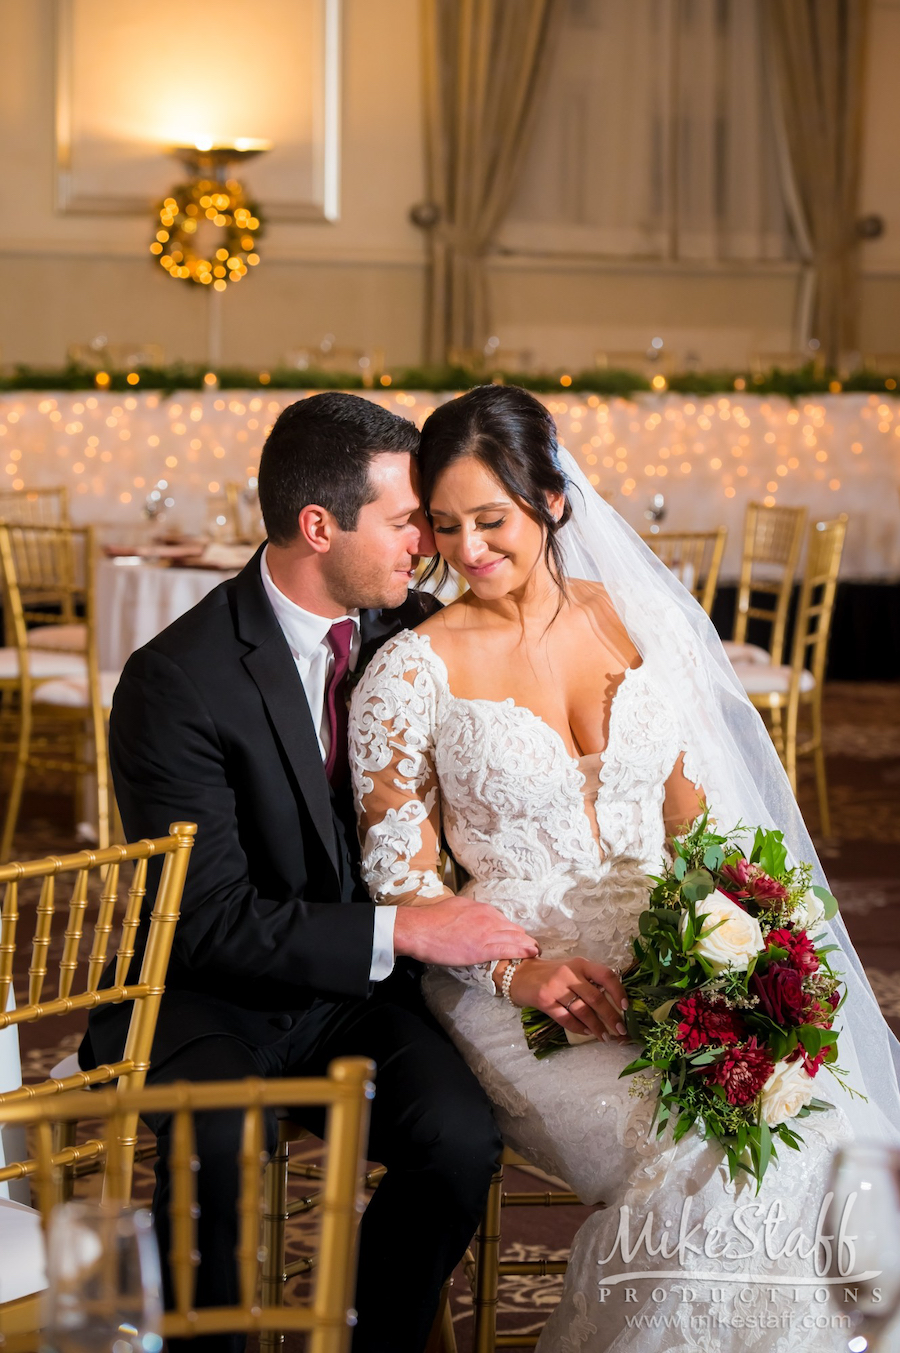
(149, 177, 263, 289)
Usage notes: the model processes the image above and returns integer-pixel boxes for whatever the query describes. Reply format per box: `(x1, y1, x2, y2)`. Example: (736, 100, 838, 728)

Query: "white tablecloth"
(97, 559, 237, 672)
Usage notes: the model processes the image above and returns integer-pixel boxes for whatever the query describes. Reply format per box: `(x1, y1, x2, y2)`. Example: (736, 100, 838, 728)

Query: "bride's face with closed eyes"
(428, 455, 563, 600)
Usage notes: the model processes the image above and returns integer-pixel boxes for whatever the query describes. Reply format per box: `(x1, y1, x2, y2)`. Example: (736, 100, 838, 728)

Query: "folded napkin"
(200, 542, 258, 570)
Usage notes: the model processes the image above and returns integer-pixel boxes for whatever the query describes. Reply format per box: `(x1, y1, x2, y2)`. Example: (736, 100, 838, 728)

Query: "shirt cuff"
(369, 905, 397, 982)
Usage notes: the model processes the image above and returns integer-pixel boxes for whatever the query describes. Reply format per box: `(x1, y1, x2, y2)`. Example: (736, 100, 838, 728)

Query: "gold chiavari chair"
(722, 502, 807, 669)
(224, 481, 245, 540)
(0, 821, 195, 1155)
(262, 1122, 457, 1353)
(0, 486, 70, 528)
(732, 517, 847, 836)
(640, 528, 727, 616)
(0, 487, 74, 650)
(465, 1146, 584, 1352)
(0, 524, 122, 859)
(0, 823, 194, 1320)
(265, 1110, 573, 1351)
(0, 1062, 372, 1352)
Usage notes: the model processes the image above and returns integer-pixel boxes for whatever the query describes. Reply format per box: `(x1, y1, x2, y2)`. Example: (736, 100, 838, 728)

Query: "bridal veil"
(552, 445, 900, 1145)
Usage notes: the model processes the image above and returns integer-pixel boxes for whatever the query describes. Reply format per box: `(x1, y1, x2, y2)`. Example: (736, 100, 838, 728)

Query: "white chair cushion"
(35, 670, 120, 710)
(27, 623, 87, 652)
(722, 640, 771, 665)
(0, 1198, 46, 1301)
(0, 647, 87, 679)
(734, 663, 816, 696)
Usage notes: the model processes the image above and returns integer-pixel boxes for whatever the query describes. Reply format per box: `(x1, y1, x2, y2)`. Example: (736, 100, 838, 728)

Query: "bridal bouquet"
(522, 814, 853, 1184)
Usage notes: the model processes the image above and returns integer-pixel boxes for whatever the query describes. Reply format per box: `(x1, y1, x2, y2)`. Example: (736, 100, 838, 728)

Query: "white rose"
(681, 889, 765, 974)
(759, 1057, 816, 1126)
(789, 888, 826, 932)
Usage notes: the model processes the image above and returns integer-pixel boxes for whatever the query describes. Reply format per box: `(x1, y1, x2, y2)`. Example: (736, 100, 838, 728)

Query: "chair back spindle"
(791, 517, 847, 690)
(732, 503, 807, 663)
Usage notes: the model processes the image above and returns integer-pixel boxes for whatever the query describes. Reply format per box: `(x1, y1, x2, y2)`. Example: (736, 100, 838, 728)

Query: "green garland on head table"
(0, 361, 898, 397)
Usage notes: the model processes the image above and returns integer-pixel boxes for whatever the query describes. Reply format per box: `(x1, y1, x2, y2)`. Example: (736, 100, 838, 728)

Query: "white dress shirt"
(261, 549, 396, 982)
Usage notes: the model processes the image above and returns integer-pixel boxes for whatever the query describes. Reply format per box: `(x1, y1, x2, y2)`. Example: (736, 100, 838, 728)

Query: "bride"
(348, 385, 900, 1351)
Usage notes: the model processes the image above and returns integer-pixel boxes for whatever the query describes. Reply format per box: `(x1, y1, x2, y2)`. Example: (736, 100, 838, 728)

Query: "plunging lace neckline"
(350, 625, 688, 916)
(413, 628, 644, 770)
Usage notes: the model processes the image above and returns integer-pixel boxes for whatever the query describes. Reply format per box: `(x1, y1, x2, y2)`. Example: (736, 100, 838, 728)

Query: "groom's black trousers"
(142, 974, 501, 1353)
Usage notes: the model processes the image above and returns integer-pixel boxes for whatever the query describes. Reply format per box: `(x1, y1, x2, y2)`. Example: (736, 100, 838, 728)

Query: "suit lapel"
(233, 550, 339, 877)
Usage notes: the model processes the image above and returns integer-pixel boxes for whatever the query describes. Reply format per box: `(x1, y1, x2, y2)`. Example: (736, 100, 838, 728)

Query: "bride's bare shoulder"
(568, 579, 640, 666)
(415, 596, 465, 637)
(413, 594, 484, 668)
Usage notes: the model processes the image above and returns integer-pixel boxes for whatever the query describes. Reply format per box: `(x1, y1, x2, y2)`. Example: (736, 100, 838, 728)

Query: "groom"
(81, 393, 540, 1353)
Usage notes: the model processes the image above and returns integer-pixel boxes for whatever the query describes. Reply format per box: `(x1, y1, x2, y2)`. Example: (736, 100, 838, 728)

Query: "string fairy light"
(0, 390, 896, 575)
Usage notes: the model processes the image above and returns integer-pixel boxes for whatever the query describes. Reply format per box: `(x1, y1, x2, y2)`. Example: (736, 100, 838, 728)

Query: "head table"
(1, 389, 898, 580)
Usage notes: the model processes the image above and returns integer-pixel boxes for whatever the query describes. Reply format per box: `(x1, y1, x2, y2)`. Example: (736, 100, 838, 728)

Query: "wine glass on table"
(41, 1201, 162, 1353)
(826, 1143, 900, 1352)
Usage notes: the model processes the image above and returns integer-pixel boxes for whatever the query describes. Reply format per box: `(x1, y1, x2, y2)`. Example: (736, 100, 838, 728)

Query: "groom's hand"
(392, 895, 540, 967)
(505, 957, 628, 1041)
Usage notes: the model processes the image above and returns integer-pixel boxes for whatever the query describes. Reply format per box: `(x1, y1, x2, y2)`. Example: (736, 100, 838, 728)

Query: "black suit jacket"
(82, 545, 440, 1070)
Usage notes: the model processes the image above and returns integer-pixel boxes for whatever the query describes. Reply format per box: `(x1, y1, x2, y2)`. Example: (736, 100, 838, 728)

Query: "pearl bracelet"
(500, 958, 522, 1005)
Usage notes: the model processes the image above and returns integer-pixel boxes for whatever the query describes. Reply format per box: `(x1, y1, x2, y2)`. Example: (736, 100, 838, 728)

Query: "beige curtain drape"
(763, 0, 871, 367)
(421, 0, 565, 364)
(505, 1, 791, 265)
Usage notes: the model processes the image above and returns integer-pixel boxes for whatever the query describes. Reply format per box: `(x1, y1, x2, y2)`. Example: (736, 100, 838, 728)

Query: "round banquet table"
(96, 558, 238, 672)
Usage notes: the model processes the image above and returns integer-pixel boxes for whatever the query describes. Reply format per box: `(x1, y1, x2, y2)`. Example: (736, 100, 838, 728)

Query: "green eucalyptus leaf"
(682, 868, 715, 902)
(703, 844, 725, 871)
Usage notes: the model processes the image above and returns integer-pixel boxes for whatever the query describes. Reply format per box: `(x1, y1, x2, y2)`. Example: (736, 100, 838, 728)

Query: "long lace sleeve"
(349, 631, 499, 996)
(350, 632, 449, 907)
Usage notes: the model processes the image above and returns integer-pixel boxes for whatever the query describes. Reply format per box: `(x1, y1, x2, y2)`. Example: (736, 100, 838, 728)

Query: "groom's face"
(325, 451, 435, 610)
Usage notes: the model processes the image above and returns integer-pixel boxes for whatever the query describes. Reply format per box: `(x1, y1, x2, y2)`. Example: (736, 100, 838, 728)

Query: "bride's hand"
(504, 957, 628, 1041)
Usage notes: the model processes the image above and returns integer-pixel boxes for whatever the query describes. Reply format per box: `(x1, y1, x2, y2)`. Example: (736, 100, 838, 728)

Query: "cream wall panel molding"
(55, 0, 341, 222)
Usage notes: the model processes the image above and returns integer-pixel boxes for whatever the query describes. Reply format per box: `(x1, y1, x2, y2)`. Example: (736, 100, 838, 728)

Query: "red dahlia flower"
(765, 927, 820, 976)
(704, 1037, 774, 1106)
(720, 859, 789, 905)
(676, 996, 746, 1052)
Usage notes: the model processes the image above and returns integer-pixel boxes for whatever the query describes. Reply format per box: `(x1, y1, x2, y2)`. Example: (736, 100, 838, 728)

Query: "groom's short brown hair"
(259, 391, 420, 546)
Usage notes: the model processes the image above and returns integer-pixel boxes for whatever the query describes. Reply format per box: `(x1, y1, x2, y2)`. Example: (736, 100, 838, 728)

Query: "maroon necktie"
(324, 618, 355, 787)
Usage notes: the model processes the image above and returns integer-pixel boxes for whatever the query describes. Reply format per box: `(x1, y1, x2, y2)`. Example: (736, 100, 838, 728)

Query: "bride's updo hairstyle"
(417, 384, 573, 595)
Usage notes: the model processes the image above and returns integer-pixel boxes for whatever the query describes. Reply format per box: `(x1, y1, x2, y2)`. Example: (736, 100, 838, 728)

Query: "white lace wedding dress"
(350, 629, 853, 1353)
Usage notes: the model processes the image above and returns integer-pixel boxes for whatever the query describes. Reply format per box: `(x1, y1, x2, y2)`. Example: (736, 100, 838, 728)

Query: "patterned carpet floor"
(5, 681, 900, 1350)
